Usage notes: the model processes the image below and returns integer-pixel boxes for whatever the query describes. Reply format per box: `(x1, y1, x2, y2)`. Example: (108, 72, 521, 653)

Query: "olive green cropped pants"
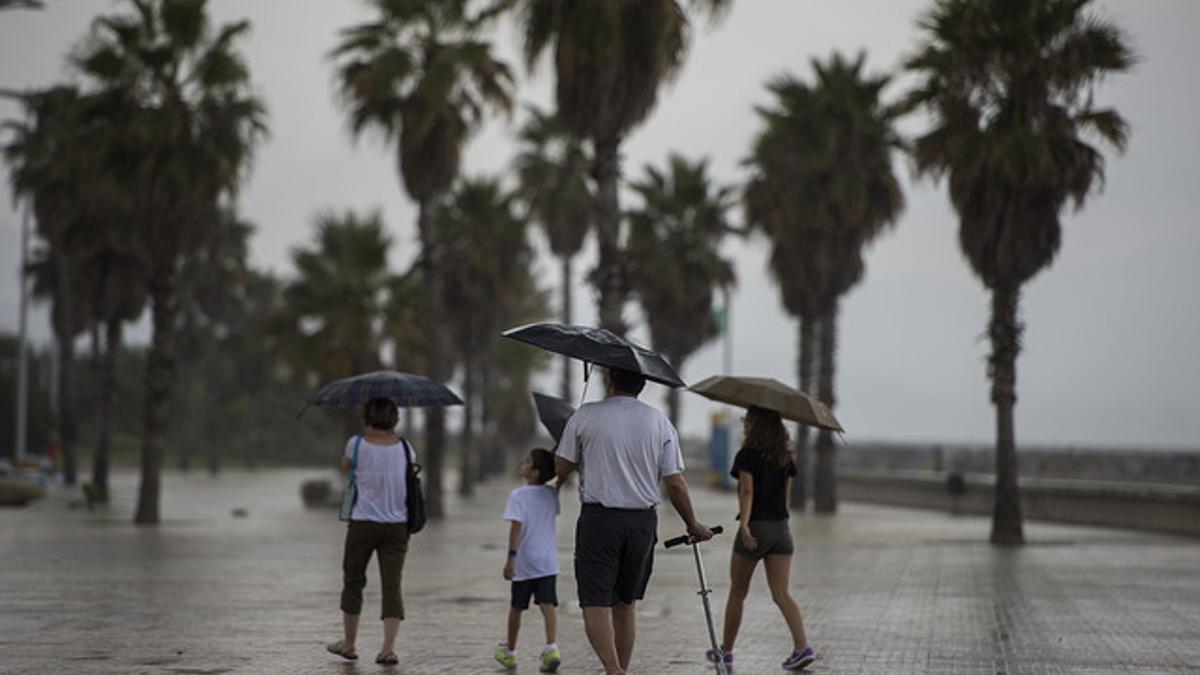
(340, 520, 410, 620)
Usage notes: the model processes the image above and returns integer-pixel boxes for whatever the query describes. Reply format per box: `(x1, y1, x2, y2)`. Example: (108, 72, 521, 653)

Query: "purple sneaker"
(781, 646, 814, 671)
(705, 649, 734, 668)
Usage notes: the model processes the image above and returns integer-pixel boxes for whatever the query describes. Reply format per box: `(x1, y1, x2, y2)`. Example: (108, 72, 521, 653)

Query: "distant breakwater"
(834, 442, 1200, 487)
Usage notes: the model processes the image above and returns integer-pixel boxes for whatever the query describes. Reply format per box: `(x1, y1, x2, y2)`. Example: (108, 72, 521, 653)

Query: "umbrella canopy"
(532, 392, 576, 444)
(502, 322, 686, 388)
(688, 375, 843, 432)
(304, 370, 463, 414)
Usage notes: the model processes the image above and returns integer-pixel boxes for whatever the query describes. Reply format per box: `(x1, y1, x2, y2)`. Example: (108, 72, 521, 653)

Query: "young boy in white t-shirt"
(494, 448, 561, 672)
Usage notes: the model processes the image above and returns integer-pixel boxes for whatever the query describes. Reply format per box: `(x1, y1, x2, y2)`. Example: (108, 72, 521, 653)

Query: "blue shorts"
(511, 574, 558, 610)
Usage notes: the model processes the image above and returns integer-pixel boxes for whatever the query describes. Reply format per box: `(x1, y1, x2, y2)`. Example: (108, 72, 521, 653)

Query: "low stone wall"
(834, 443, 1200, 486)
(837, 469, 1200, 537)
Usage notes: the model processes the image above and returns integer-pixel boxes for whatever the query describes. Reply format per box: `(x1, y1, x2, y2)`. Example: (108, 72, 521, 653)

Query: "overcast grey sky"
(2, 1, 1197, 449)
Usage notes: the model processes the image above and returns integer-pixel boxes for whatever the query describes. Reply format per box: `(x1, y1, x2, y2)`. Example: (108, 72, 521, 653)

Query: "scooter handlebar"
(663, 525, 723, 549)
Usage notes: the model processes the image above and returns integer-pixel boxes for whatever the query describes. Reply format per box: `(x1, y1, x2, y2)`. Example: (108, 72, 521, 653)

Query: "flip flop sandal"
(326, 641, 358, 661)
(376, 651, 399, 665)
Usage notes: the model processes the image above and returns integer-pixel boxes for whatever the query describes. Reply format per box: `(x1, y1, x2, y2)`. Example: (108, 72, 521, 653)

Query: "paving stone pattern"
(1, 469, 1198, 674)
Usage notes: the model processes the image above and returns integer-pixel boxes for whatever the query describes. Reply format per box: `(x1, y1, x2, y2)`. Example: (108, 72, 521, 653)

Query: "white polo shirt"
(557, 395, 685, 509)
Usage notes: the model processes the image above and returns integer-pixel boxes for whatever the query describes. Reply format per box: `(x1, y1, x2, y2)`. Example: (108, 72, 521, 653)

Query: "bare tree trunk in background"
(813, 302, 839, 514)
(403, 408, 414, 441)
(417, 200, 446, 519)
(989, 284, 1025, 545)
(790, 316, 816, 511)
(479, 338, 500, 479)
(51, 250, 78, 485)
(560, 255, 574, 401)
(206, 405, 220, 476)
(91, 315, 122, 500)
(135, 270, 178, 525)
(458, 351, 475, 497)
(591, 135, 626, 335)
(665, 351, 682, 430)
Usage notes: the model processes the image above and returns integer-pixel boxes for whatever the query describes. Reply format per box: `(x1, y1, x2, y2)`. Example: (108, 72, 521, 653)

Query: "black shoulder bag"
(402, 439, 426, 534)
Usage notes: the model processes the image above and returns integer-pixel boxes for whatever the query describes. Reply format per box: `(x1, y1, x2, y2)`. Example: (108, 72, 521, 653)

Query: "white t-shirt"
(557, 396, 685, 509)
(502, 484, 559, 581)
(344, 436, 410, 523)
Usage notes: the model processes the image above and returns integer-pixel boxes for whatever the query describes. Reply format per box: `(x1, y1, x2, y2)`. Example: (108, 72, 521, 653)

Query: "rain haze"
(2, 0, 1197, 450)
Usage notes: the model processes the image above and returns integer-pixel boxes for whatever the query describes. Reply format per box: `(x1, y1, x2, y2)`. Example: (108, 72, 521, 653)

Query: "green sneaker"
(540, 645, 562, 672)
(494, 644, 517, 670)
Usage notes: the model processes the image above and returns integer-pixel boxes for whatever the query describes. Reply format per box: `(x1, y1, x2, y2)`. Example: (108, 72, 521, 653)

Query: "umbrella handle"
(579, 362, 592, 407)
(663, 525, 723, 549)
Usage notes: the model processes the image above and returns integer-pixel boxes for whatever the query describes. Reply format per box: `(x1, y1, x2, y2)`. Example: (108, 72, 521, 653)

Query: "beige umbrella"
(688, 375, 844, 432)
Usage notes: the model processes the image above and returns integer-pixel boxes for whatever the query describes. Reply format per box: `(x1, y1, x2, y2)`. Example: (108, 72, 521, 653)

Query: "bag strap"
(349, 436, 363, 485)
(400, 438, 420, 475)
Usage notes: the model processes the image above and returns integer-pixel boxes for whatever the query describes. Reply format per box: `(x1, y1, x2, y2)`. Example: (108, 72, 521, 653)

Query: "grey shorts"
(732, 519, 794, 560)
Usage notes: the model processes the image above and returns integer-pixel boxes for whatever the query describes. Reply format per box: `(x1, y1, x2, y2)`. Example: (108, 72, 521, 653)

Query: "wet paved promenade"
(1, 468, 1198, 674)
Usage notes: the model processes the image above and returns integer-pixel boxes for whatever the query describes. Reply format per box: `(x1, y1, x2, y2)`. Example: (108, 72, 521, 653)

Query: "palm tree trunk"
(91, 314, 122, 500)
(403, 408, 414, 441)
(458, 349, 475, 497)
(479, 338, 499, 478)
(813, 303, 839, 514)
(591, 134, 625, 334)
(135, 269, 178, 525)
(560, 255, 574, 401)
(790, 316, 816, 511)
(665, 351, 682, 429)
(50, 249, 78, 485)
(988, 284, 1025, 545)
(417, 199, 446, 519)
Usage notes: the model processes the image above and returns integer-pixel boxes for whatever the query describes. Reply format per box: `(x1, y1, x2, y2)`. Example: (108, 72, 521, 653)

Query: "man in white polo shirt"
(555, 367, 713, 675)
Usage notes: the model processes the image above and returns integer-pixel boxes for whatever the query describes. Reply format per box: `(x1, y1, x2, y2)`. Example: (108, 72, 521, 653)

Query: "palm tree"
(904, 0, 1134, 544)
(745, 53, 904, 514)
(3, 85, 98, 487)
(5, 85, 148, 495)
(513, 105, 591, 400)
(437, 177, 531, 494)
(74, 0, 266, 523)
(82, 235, 145, 497)
(626, 153, 735, 427)
(517, 0, 728, 333)
(331, 0, 514, 517)
(277, 211, 393, 397)
(173, 209, 253, 473)
(383, 268, 426, 440)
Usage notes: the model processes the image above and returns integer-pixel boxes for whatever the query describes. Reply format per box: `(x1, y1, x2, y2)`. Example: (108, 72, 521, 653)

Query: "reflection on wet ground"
(1, 468, 1199, 674)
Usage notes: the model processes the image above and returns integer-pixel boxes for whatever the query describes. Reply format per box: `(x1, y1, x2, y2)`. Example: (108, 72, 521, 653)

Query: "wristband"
(507, 549, 517, 558)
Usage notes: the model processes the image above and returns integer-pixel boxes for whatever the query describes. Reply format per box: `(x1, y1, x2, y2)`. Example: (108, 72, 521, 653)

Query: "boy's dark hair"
(363, 397, 399, 430)
(608, 367, 646, 396)
(529, 447, 555, 484)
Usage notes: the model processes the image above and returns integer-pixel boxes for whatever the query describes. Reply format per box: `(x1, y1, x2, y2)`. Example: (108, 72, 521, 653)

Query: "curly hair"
(743, 406, 790, 468)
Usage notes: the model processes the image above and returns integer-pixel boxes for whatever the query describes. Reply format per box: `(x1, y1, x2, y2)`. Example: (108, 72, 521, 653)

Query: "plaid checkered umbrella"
(302, 370, 462, 416)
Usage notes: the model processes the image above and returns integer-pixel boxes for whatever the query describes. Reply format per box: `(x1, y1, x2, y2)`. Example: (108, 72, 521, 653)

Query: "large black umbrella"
(502, 322, 686, 388)
(299, 370, 463, 417)
(532, 392, 575, 444)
